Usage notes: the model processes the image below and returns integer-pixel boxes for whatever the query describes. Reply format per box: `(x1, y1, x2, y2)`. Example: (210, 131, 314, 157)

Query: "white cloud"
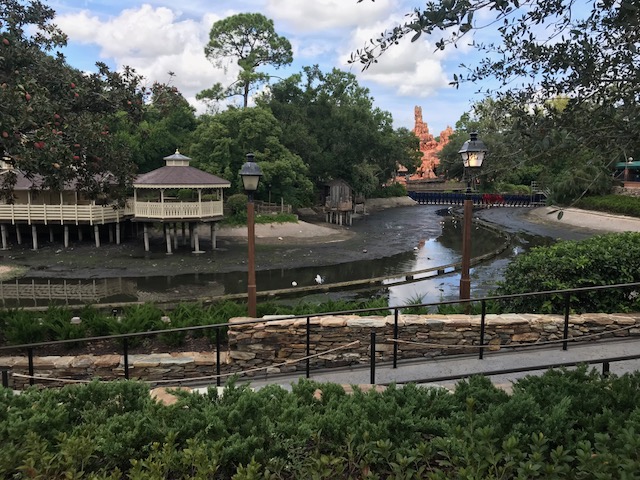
(56, 5, 237, 111)
(265, 0, 395, 32)
(341, 18, 451, 98)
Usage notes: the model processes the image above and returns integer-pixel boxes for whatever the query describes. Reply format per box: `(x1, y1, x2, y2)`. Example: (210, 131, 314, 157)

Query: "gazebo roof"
(1, 169, 115, 191)
(134, 151, 231, 189)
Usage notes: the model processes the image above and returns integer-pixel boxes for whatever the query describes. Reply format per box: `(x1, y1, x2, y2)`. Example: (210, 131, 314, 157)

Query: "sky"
(45, 0, 488, 136)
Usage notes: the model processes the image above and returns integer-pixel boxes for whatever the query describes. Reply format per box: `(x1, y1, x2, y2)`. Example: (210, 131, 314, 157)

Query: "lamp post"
(240, 153, 263, 317)
(457, 132, 488, 302)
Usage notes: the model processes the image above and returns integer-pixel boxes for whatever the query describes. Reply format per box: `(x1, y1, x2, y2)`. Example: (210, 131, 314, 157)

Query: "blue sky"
(45, 0, 488, 135)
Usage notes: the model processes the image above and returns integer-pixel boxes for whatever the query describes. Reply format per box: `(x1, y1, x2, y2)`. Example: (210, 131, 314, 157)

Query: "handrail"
(2, 281, 640, 388)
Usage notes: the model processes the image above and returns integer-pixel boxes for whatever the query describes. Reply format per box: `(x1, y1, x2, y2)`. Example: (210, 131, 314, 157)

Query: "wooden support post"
(181, 222, 186, 246)
(115, 223, 121, 245)
(48, 226, 54, 242)
(193, 228, 202, 254)
(165, 224, 172, 255)
(78, 226, 83, 241)
(173, 223, 178, 250)
(189, 223, 195, 248)
(63, 225, 69, 248)
(108, 225, 114, 243)
(94, 225, 100, 248)
(31, 225, 38, 251)
(0, 224, 7, 250)
(143, 224, 150, 252)
(211, 223, 217, 250)
(16, 225, 22, 245)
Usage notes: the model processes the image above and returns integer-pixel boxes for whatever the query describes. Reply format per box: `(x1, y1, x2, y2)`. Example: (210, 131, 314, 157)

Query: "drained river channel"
(0, 205, 595, 308)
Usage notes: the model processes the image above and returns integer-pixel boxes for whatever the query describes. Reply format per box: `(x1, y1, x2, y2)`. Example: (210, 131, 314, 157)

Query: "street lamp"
(458, 132, 488, 302)
(240, 153, 263, 317)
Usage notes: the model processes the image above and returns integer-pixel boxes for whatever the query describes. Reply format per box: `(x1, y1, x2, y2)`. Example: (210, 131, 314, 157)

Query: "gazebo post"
(16, 225, 22, 245)
(143, 223, 150, 252)
(63, 225, 69, 248)
(31, 225, 38, 251)
(165, 223, 172, 254)
(116, 223, 121, 245)
(173, 222, 179, 250)
(1, 224, 8, 250)
(94, 225, 100, 247)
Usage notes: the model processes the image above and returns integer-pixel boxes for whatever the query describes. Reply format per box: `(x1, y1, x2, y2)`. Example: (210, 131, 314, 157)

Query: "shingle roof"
(134, 166, 231, 188)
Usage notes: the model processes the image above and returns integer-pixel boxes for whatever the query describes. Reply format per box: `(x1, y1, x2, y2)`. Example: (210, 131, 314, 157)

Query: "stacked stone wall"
(2, 313, 640, 389)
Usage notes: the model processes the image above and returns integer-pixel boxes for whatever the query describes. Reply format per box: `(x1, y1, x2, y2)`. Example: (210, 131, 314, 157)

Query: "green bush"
(225, 193, 248, 223)
(1, 369, 640, 478)
(494, 232, 640, 313)
(575, 194, 640, 218)
(371, 182, 407, 198)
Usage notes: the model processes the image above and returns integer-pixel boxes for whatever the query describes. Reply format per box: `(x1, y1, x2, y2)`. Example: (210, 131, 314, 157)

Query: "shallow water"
(0, 206, 558, 308)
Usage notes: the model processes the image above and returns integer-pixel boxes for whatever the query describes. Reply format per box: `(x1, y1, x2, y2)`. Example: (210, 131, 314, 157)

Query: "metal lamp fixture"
(240, 153, 263, 193)
(458, 132, 488, 170)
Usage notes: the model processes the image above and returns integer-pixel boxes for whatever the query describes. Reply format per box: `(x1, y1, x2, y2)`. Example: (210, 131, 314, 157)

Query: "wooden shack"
(324, 179, 354, 225)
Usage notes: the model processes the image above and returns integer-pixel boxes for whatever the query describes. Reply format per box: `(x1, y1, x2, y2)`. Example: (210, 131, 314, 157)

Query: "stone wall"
(2, 313, 640, 389)
(0, 351, 228, 390)
(228, 313, 640, 374)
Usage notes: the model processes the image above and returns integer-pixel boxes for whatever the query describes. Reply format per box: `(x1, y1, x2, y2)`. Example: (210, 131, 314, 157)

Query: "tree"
(352, 0, 640, 202)
(0, 0, 143, 203)
(198, 13, 292, 108)
(259, 66, 421, 195)
(188, 106, 314, 206)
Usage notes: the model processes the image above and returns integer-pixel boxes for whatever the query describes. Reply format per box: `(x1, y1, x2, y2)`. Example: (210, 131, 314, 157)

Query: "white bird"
(291, 281, 297, 287)
(315, 274, 324, 285)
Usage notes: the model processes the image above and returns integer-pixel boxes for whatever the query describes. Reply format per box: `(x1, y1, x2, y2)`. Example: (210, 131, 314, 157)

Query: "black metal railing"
(1, 281, 640, 389)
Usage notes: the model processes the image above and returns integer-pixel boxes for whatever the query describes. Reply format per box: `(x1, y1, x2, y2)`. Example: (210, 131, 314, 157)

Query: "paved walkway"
(209, 337, 640, 394)
(529, 206, 640, 233)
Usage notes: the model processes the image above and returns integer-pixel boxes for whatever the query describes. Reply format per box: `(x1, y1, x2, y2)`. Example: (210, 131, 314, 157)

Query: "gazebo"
(133, 150, 231, 253)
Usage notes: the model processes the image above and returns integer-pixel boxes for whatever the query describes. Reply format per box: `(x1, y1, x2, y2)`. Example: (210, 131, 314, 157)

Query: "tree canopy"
(352, 0, 640, 203)
(199, 13, 293, 108)
(0, 0, 145, 203)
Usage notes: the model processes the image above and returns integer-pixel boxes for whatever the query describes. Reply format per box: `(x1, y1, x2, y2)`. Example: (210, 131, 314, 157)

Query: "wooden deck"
(0, 203, 132, 225)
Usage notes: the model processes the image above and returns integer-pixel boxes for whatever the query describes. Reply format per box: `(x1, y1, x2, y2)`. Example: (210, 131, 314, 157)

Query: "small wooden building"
(324, 179, 354, 225)
(0, 159, 129, 250)
(133, 150, 231, 253)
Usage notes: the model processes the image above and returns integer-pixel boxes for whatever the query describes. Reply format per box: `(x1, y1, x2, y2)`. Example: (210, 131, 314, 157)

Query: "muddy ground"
(0, 205, 600, 280)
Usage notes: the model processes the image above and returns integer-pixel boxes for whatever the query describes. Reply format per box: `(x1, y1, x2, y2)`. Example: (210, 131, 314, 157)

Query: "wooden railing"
(0, 204, 130, 225)
(0, 278, 136, 305)
(133, 200, 223, 220)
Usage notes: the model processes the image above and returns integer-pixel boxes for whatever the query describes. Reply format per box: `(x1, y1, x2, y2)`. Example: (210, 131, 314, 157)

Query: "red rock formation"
(396, 106, 452, 184)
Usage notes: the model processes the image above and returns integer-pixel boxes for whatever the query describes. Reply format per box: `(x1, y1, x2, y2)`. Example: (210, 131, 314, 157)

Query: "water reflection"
(0, 208, 549, 308)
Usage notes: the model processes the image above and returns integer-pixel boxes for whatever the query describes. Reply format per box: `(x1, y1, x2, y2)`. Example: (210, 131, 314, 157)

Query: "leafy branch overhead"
(351, 0, 640, 106)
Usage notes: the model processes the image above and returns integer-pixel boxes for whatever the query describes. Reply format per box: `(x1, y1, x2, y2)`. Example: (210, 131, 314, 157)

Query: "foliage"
(199, 13, 292, 109)
(189, 107, 314, 205)
(0, 0, 144, 204)
(494, 232, 640, 313)
(226, 193, 248, 222)
(371, 182, 407, 198)
(575, 195, 640, 218)
(259, 66, 422, 197)
(2, 368, 640, 477)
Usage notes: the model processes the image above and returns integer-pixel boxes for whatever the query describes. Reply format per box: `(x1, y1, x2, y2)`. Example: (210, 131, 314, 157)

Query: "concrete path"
(530, 206, 640, 233)
(217, 337, 640, 394)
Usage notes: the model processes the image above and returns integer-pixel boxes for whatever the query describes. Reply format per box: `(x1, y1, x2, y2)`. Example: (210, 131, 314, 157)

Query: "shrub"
(371, 182, 407, 198)
(225, 193, 248, 223)
(1, 370, 640, 478)
(494, 232, 640, 313)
